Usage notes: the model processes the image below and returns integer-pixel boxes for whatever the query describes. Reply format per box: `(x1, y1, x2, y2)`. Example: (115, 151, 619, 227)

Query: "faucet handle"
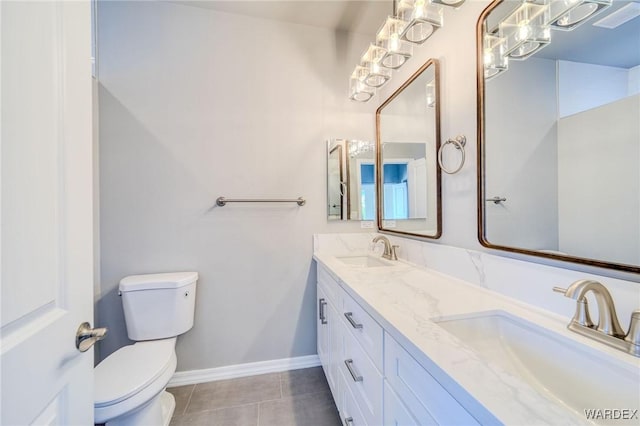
(390, 245, 399, 261)
(554, 286, 594, 328)
(572, 299, 595, 328)
(625, 310, 640, 353)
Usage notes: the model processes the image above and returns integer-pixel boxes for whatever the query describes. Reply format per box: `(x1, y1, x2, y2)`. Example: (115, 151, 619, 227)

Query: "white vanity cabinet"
(317, 279, 341, 402)
(316, 263, 482, 426)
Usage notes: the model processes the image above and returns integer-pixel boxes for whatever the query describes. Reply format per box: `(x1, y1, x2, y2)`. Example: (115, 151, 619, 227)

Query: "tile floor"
(167, 366, 341, 426)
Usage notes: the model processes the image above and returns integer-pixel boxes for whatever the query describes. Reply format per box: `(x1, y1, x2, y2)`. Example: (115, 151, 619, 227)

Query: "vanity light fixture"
(432, 0, 466, 7)
(348, 140, 374, 158)
(544, 0, 611, 30)
(349, 66, 376, 102)
(500, 1, 551, 60)
(361, 44, 393, 88)
(397, 0, 444, 44)
(349, 0, 466, 102)
(425, 79, 436, 107)
(483, 33, 509, 80)
(376, 16, 414, 68)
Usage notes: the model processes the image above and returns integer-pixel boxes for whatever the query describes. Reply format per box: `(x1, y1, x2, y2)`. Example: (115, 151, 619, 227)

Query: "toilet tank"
(119, 272, 198, 341)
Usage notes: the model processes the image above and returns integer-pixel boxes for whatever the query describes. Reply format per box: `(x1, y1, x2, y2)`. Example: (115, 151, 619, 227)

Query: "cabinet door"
(384, 381, 426, 426)
(340, 367, 368, 426)
(317, 284, 330, 369)
(385, 333, 479, 425)
(326, 301, 341, 400)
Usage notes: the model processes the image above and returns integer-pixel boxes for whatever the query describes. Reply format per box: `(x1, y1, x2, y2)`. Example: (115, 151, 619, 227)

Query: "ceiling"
(489, 0, 640, 69)
(171, 1, 639, 68)
(535, 1, 640, 69)
(172, 0, 391, 35)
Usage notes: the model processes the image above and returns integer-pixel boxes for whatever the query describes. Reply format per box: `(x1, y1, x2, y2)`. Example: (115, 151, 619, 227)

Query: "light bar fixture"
(397, 0, 444, 44)
(483, 0, 613, 81)
(425, 79, 436, 107)
(349, 66, 376, 101)
(483, 33, 508, 79)
(500, 1, 550, 60)
(361, 44, 392, 87)
(376, 16, 414, 68)
(545, 0, 611, 30)
(349, 0, 466, 102)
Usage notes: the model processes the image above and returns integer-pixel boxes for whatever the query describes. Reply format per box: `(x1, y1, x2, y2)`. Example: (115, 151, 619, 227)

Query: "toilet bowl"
(95, 338, 177, 425)
(94, 272, 198, 425)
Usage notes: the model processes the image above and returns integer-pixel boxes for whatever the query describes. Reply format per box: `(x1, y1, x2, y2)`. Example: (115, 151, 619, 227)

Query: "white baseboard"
(167, 354, 321, 387)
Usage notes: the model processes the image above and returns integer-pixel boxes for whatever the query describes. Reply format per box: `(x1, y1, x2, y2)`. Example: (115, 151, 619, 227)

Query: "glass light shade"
(432, 0, 466, 7)
(500, 2, 550, 60)
(361, 43, 386, 65)
(376, 17, 413, 69)
(483, 33, 508, 80)
(349, 77, 375, 102)
(544, 0, 611, 30)
(362, 60, 391, 88)
(359, 44, 391, 87)
(397, 0, 444, 44)
(425, 80, 436, 108)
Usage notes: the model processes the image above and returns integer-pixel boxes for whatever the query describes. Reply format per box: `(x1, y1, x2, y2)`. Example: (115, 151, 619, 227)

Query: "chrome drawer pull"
(344, 312, 363, 329)
(344, 359, 363, 382)
(344, 417, 354, 426)
(319, 298, 327, 324)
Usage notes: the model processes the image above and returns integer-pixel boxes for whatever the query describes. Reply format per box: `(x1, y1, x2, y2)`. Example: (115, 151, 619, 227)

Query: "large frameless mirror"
(376, 59, 441, 238)
(327, 139, 376, 221)
(478, 0, 640, 273)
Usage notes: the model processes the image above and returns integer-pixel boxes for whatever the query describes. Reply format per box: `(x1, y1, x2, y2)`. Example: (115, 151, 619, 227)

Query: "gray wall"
(97, 0, 640, 373)
(97, 1, 373, 370)
(558, 94, 640, 265)
(484, 58, 559, 251)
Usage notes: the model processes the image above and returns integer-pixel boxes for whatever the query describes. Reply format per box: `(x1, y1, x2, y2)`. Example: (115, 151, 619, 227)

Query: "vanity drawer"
(340, 320, 383, 426)
(318, 264, 341, 307)
(340, 368, 368, 426)
(340, 288, 383, 371)
(384, 333, 479, 426)
(384, 380, 426, 426)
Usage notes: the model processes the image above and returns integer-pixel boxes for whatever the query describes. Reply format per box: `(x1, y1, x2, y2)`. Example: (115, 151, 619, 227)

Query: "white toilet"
(94, 271, 198, 426)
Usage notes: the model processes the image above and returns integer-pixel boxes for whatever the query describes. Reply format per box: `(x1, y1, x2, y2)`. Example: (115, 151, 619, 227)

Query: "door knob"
(76, 322, 108, 352)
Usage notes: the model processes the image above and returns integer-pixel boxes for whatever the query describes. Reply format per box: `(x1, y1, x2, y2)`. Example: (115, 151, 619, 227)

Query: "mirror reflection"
(479, 0, 640, 272)
(327, 139, 376, 221)
(377, 59, 441, 238)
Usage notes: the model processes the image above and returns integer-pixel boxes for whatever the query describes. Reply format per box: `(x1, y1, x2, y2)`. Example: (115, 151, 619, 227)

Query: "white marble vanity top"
(313, 250, 640, 425)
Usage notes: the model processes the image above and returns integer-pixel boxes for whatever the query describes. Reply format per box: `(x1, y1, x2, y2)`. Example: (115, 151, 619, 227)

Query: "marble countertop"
(313, 251, 640, 425)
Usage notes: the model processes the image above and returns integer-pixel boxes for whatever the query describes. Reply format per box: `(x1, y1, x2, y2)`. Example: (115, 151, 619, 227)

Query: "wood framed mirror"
(376, 59, 442, 239)
(477, 0, 640, 273)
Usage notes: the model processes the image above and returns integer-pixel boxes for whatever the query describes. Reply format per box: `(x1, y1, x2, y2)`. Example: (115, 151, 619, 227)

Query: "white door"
(1, 1, 94, 425)
(407, 158, 427, 219)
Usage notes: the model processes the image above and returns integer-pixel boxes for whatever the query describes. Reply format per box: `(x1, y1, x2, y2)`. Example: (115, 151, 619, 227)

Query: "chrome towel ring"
(438, 135, 466, 174)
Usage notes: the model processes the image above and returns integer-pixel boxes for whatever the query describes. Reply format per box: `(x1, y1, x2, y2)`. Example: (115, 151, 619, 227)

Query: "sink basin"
(436, 311, 640, 424)
(336, 256, 391, 267)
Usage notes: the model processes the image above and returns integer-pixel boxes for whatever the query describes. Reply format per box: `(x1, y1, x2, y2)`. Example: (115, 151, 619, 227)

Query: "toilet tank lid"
(119, 272, 198, 292)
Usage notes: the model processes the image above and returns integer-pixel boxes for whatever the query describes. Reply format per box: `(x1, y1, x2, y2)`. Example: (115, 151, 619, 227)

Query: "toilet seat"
(94, 338, 177, 423)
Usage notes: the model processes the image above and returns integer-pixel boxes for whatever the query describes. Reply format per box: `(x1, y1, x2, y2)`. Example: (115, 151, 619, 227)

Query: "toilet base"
(105, 391, 175, 426)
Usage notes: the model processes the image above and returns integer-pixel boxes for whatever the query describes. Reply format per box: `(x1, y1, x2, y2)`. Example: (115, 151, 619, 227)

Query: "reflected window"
(360, 164, 376, 221)
(383, 163, 409, 219)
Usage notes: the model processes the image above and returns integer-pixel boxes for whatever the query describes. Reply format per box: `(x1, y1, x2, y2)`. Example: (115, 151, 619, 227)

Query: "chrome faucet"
(372, 235, 398, 261)
(554, 280, 640, 357)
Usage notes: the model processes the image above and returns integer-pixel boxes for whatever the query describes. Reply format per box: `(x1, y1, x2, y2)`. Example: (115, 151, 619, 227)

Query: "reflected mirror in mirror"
(376, 59, 441, 238)
(478, 0, 640, 273)
(327, 139, 376, 221)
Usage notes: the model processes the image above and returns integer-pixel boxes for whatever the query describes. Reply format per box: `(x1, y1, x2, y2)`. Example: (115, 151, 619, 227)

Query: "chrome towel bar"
(216, 196, 306, 207)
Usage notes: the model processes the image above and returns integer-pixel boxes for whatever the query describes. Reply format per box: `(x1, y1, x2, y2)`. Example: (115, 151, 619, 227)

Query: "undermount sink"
(435, 311, 640, 424)
(336, 256, 391, 268)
